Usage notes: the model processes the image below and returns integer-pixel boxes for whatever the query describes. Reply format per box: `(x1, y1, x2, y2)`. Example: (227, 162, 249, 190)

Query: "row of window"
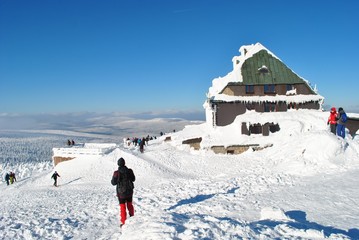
(246, 102, 297, 112)
(245, 84, 293, 94)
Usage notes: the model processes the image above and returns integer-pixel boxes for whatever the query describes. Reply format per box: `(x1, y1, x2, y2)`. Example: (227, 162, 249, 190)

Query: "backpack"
(117, 167, 134, 194)
(341, 113, 347, 123)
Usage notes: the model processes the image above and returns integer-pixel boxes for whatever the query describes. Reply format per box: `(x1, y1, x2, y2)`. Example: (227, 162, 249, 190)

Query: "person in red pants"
(111, 157, 136, 226)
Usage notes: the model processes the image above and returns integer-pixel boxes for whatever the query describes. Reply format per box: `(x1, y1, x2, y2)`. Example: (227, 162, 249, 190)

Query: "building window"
(258, 65, 269, 74)
(249, 123, 262, 134)
(246, 102, 255, 110)
(211, 103, 217, 111)
(269, 123, 280, 133)
(286, 84, 293, 91)
(245, 85, 254, 94)
(288, 102, 297, 109)
(264, 84, 275, 94)
(264, 102, 276, 112)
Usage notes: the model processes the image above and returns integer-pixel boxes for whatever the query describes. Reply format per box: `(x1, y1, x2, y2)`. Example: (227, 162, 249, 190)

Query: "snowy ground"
(1, 110, 359, 239)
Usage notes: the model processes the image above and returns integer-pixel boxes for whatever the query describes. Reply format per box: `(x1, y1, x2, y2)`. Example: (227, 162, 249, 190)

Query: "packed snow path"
(1, 137, 359, 239)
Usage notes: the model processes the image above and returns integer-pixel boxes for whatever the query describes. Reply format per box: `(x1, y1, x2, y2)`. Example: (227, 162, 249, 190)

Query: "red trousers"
(120, 202, 134, 225)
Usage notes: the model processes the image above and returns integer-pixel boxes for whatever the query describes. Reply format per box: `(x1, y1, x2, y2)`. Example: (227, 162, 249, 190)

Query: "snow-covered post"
(203, 94, 216, 128)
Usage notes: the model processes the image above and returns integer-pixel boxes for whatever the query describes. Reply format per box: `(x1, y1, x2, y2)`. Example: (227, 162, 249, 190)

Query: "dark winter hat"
(117, 157, 125, 167)
(338, 107, 343, 112)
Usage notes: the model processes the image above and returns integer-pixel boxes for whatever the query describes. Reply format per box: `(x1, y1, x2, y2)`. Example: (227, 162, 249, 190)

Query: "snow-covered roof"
(208, 43, 278, 97)
(207, 43, 322, 104)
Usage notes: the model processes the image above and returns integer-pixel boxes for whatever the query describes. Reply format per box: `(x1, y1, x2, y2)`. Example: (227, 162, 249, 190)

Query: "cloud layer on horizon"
(0, 111, 205, 138)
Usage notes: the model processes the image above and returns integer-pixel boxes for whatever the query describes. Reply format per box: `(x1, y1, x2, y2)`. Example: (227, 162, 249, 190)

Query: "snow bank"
(260, 207, 292, 221)
(1, 110, 359, 239)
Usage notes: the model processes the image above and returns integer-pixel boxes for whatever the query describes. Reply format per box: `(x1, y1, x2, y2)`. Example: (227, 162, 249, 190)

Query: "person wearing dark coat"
(111, 158, 135, 226)
(5, 173, 10, 186)
(139, 137, 145, 153)
(51, 171, 60, 187)
(336, 107, 347, 139)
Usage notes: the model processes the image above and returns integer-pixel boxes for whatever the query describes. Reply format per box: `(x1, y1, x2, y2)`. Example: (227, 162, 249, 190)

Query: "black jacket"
(52, 172, 60, 180)
(111, 166, 135, 198)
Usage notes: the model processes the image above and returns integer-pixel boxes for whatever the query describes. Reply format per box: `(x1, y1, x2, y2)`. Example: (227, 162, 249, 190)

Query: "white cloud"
(0, 111, 205, 138)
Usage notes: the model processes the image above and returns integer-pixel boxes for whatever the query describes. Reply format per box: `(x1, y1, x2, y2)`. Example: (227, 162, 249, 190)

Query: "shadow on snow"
(61, 177, 82, 186)
(166, 190, 358, 239)
(167, 187, 240, 211)
(251, 210, 359, 239)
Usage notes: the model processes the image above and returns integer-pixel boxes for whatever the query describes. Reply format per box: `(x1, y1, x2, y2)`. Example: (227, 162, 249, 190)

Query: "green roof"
(239, 50, 306, 85)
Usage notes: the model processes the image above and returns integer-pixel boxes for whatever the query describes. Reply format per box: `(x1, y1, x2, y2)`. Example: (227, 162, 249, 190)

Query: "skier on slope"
(51, 171, 60, 187)
(111, 158, 136, 227)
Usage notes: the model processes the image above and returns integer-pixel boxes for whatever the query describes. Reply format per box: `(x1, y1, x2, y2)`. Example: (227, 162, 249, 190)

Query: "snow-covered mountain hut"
(203, 43, 324, 134)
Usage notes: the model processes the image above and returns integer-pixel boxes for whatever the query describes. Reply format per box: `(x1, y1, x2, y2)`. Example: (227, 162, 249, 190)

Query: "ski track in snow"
(1, 131, 359, 239)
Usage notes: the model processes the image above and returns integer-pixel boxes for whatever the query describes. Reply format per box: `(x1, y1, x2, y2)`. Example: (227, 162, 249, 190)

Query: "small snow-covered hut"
(203, 43, 324, 133)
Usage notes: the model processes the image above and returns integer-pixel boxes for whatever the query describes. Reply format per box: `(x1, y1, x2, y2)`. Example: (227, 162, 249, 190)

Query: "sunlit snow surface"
(1, 111, 359, 239)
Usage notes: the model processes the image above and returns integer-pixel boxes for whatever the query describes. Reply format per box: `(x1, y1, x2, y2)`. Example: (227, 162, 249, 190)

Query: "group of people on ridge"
(327, 107, 348, 138)
(5, 171, 60, 187)
(125, 135, 156, 153)
(67, 139, 75, 146)
(4, 172, 16, 186)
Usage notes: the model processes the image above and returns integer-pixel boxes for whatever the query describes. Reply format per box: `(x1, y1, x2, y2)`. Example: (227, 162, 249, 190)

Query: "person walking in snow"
(336, 107, 348, 139)
(51, 171, 60, 187)
(139, 137, 145, 153)
(327, 107, 338, 134)
(9, 172, 16, 184)
(111, 157, 136, 227)
(5, 173, 10, 186)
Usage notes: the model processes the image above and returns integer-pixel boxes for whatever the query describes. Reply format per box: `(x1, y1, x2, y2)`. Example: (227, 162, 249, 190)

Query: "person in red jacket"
(111, 158, 135, 227)
(327, 107, 337, 134)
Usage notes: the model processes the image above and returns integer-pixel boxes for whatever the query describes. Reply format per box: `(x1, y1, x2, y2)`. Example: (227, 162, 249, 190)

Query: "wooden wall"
(53, 156, 75, 166)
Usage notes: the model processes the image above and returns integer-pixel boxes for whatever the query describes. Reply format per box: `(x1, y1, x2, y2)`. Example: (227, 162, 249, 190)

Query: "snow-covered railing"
(53, 143, 117, 157)
(83, 143, 117, 149)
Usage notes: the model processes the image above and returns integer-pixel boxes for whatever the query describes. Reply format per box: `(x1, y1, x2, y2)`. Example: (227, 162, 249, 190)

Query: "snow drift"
(1, 110, 359, 239)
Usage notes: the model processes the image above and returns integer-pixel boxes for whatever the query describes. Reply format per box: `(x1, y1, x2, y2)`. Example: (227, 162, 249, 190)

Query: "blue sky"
(1, 0, 358, 116)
